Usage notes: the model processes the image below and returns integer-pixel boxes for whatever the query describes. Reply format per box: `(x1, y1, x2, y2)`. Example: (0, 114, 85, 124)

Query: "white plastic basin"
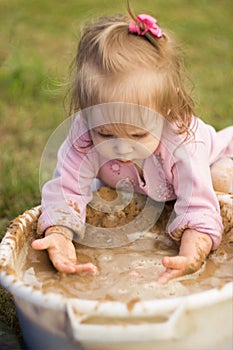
(0, 195, 232, 350)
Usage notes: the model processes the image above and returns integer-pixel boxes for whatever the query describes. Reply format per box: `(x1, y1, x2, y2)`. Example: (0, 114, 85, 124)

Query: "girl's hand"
(158, 229, 212, 284)
(32, 233, 97, 275)
(157, 255, 200, 284)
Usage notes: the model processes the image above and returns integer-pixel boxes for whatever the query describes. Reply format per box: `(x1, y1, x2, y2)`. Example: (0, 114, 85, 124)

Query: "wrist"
(179, 229, 212, 261)
(45, 226, 74, 241)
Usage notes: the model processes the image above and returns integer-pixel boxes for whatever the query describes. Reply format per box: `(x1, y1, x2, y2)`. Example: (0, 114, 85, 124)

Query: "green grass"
(0, 0, 232, 342)
(0, 0, 232, 230)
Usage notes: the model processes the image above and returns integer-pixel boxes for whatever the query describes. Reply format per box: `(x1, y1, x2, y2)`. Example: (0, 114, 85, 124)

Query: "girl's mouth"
(117, 159, 133, 165)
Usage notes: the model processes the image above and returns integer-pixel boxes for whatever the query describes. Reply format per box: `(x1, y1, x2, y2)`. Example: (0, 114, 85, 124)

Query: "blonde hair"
(68, 10, 195, 135)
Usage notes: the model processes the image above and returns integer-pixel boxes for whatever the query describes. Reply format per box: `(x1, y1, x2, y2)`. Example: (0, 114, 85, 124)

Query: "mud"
(21, 188, 233, 303)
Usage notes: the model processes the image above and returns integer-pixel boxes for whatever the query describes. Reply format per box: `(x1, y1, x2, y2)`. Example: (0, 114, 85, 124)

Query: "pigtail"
(127, 0, 168, 51)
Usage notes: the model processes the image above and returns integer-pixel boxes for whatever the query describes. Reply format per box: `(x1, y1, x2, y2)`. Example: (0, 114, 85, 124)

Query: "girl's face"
(90, 123, 160, 164)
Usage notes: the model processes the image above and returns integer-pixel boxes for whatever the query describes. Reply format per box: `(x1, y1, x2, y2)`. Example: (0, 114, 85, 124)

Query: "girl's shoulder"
(161, 116, 214, 144)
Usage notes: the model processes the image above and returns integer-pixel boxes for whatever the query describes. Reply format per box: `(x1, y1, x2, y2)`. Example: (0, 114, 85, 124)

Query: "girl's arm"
(163, 118, 224, 250)
(37, 114, 96, 238)
(157, 229, 212, 284)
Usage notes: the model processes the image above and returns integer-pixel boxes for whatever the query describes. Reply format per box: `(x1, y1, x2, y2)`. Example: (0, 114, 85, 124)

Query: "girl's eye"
(131, 133, 148, 138)
(97, 132, 114, 138)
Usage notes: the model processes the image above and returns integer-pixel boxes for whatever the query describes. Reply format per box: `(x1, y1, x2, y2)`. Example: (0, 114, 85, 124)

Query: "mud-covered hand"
(157, 229, 212, 284)
(32, 229, 97, 275)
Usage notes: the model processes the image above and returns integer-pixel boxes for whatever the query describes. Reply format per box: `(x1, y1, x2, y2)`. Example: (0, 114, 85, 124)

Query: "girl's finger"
(53, 259, 97, 275)
(53, 260, 76, 273)
(162, 256, 187, 270)
(31, 237, 52, 251)
(74, 263, 98, 275)
(157, 268, 182, 284)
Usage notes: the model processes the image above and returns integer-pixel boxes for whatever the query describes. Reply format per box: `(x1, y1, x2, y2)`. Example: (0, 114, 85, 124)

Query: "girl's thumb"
(31, 237, 50, 250)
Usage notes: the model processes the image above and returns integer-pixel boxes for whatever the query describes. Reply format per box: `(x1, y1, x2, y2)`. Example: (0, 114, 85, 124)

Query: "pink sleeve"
(166, 130, 223, 250)
(37, 119, 96, 238)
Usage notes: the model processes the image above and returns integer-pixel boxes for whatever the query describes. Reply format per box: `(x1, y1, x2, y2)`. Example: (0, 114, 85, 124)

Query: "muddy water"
(21, 189, 233, 302)
(22, 230, 233, 303)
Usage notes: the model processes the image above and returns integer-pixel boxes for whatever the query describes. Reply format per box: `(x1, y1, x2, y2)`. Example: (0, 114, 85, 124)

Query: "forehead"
(95, 123, 147, 133)
(83, 102, 164, 136)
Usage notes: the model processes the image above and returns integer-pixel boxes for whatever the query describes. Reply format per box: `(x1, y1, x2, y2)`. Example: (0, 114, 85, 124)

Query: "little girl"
(32, 7, 233, 284)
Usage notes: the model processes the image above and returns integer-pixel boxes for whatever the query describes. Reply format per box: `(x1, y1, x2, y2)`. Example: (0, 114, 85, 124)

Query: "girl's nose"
(114, 139, 133, 156)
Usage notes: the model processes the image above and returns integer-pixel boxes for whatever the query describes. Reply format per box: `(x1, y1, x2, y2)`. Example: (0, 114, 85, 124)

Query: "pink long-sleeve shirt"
(37, 113, 233, 249)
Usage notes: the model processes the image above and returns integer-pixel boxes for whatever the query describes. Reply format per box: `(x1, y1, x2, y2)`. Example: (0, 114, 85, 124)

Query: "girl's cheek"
(94, 143, 113, 157)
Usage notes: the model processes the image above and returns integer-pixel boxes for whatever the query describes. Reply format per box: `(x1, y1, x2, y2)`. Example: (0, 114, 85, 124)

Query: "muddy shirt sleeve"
(166, 132, 223, 250)
(37, 126, 96, 239)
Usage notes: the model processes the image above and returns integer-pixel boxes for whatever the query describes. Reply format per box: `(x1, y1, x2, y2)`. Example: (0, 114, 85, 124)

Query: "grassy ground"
(0, 0, 232, 344)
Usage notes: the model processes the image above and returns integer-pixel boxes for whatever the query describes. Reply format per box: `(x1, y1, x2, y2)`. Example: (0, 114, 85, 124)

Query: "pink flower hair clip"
(128, 14, 163, 38)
